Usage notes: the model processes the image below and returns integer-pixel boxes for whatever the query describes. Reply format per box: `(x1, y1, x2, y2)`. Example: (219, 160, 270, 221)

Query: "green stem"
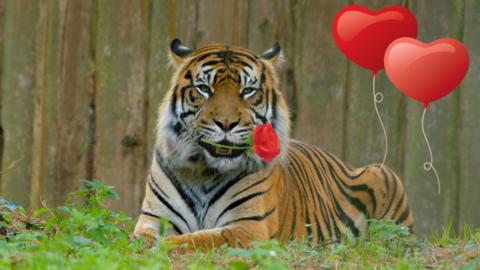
(200, 138, 250, 150)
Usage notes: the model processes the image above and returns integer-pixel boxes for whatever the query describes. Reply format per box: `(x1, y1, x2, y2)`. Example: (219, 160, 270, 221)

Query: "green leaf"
(243, 133, 254, 146)
(72, 236, 93, 245)
(230, 260, 250, 270)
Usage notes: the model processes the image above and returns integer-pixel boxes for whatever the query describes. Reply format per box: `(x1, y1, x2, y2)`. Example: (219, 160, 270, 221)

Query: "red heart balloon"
(384, 37, 470, 108)
(333, 5, 418, 75)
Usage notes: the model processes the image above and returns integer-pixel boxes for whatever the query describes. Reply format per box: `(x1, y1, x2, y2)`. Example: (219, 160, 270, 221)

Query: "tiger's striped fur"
(133, 39, 413, 249)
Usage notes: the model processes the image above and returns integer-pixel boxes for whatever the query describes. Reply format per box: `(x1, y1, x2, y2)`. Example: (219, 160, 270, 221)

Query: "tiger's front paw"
(132, 225, 159, 247)
(165, 235, 196, 254)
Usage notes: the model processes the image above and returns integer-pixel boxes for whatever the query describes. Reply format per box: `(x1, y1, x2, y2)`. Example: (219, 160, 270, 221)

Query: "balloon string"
(372, 75, 388, 169)
(421, 108, 441, 194)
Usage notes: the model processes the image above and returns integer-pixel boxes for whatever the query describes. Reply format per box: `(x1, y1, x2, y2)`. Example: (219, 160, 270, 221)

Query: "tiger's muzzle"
(198, 139, 248, 159)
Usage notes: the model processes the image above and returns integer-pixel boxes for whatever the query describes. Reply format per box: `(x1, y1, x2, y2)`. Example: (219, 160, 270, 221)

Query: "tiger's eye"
(195, 84, 212, 96)
(242, 87, 257, 98)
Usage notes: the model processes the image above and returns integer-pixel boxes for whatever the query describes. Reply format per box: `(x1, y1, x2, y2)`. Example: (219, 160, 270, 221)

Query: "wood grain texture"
(458, 0, 480, 228)
(53, 0, 93, 204)
(30, 0, 61, 209)
(195, 0, 249, 47)
(1, 0, 39, 208)
(0, 0, 5, 189)
(246, 0, 283, 52)
(168, 0, 199, 48)
(94, 0, 150, 215)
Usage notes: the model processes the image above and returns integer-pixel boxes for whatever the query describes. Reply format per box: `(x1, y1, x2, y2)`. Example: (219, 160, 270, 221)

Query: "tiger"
(132, 38, 414, 249)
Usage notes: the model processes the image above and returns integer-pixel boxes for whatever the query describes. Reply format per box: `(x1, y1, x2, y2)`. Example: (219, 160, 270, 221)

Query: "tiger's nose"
(213, 118, 239, 132)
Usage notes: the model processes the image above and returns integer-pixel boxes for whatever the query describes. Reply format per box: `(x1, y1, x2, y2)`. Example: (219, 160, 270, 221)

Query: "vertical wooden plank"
(0, 0, 5, 187)
(458, 0, 480, 228)
(1, 0, 39, 208)
(30, 0, 61, 209)
(195, 0, 249, 47)
(53, 0, 93, 205)
(170, 0, 198, 47)
(291, 0, 350, 156)
(402, 0, 464, 235)
(95, 0, 150, 215)
(245, 0, 283, 51)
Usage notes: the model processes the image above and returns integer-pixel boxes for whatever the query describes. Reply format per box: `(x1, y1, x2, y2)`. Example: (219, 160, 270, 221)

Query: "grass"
(0, 180, 479, 270)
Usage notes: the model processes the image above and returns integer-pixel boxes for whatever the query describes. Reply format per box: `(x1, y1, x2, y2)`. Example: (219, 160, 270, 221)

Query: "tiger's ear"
(261, 42, 284, 67)
(169, 38, 193, 66)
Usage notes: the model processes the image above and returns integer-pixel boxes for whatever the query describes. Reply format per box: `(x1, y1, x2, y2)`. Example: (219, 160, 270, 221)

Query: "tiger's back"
(274, 140, 413, 243)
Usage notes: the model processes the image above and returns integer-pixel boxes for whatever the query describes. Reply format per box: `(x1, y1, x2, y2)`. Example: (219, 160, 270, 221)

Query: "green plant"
(0, 180, 172, 269)
(226, 240, 291, 270)
(0, 181, 478, 269)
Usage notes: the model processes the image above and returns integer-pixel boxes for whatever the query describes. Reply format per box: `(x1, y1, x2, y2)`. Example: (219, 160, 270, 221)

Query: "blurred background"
(0, 0, 478, 236)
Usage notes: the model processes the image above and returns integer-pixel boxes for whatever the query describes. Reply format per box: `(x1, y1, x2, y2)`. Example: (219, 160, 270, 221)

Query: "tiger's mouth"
(198, 139, 248, 158)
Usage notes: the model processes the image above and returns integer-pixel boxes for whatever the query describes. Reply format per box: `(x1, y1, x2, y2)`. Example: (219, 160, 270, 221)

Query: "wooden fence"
(0, 0, 478, 236)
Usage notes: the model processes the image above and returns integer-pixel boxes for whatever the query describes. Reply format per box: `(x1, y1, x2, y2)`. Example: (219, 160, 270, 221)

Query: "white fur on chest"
(149, 164, 271, 234)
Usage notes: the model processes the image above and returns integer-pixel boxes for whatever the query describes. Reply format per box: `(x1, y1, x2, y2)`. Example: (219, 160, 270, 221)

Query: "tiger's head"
(156, 39, 290, 173)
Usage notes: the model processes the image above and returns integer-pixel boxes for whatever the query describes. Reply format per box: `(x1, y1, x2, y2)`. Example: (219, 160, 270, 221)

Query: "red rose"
(253, 123, 281, 162)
